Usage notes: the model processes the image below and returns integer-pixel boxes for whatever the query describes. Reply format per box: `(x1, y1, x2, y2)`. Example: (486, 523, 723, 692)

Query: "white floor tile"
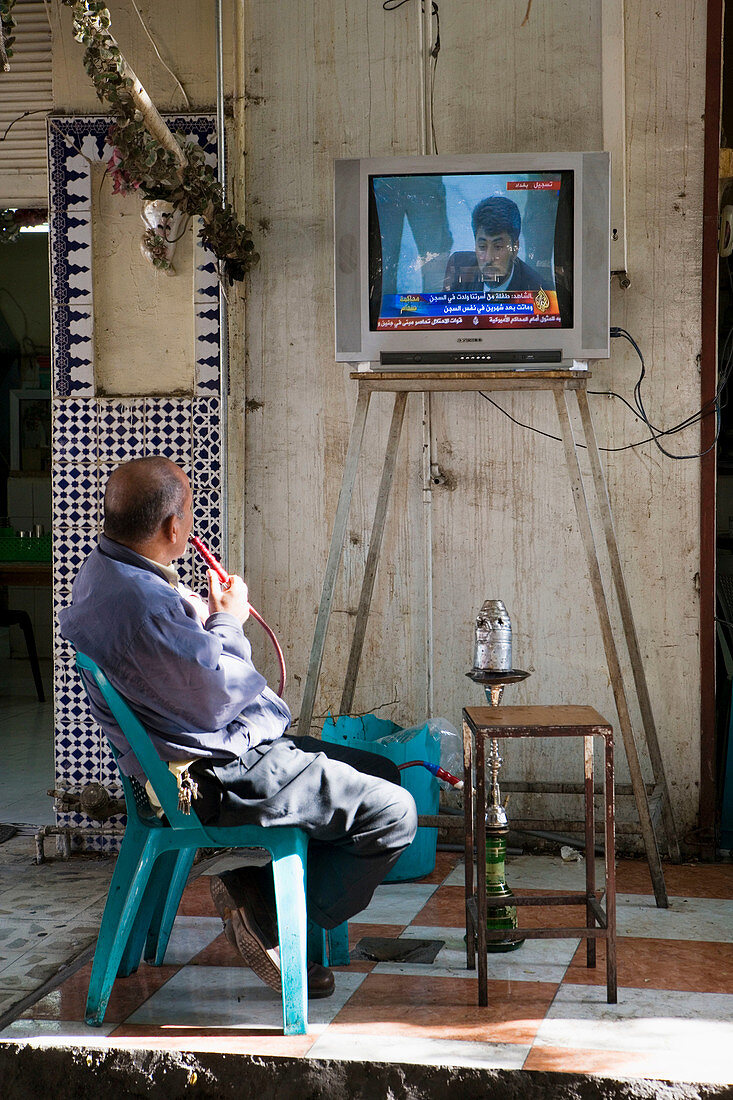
(370, 924, 579, 984)
(355, 883, 438, 925)
(535, 984, 733, 1054)
(161, 915, 222, 964)
(307, 1031, 530, 1069)
(0, 1019, 117, 1041)
(615, 894, 733, 942)
(445, 854, 608, 892)
(126, 964, 367, 1030)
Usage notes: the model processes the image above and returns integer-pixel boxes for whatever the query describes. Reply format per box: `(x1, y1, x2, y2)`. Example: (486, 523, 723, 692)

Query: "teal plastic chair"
(75, 651, 349, 1034)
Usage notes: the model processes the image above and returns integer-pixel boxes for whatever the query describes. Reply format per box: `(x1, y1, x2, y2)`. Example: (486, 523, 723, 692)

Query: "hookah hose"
(189, 534, 286, 698)
(398, 760, 464, 789)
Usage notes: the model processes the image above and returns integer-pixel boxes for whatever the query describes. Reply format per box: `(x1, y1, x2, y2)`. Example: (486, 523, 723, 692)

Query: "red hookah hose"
(189, 535, 286, 698)
(398, 760, 464, 789)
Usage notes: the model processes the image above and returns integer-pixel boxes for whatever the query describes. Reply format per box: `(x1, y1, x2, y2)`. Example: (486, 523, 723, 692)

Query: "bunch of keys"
(177, 767, 199, 815)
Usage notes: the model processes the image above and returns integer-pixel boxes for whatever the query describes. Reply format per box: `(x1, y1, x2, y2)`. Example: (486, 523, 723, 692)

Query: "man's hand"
(182, 592, 209, 624)
(208, 570, 250, 624)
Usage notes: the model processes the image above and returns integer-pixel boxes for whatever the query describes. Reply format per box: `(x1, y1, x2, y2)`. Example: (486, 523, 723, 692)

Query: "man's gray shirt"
(58, 535, 291, 780)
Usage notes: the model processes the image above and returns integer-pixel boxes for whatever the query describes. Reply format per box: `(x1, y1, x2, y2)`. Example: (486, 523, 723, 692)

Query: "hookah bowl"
(467, 600, 529, 953)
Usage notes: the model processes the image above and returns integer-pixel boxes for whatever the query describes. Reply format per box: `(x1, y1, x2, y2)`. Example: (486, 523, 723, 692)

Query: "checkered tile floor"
(2, 852, 733, 1084)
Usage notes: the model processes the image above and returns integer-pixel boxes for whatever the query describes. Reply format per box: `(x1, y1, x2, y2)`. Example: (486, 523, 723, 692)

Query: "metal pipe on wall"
(417, 0, 435, 718)
(215, 0, 229, 554)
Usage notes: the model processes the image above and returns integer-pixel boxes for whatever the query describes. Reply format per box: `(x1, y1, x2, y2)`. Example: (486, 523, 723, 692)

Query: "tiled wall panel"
(49, 116, 222, 851)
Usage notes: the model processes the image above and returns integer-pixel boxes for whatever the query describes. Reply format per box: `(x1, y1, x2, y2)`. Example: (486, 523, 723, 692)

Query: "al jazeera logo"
(534, 287, 551, 313)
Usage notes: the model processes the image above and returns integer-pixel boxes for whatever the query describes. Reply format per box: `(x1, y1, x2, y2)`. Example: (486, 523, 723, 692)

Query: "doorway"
(0, 212, 54, 828)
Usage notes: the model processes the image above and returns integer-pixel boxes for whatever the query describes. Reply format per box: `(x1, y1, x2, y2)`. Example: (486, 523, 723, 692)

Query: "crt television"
(334, 152, 610, 370)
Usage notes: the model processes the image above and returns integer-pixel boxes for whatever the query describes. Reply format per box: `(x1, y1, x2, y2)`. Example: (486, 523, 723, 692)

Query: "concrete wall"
(46, 0, 706, 846)
(236, 0, 705, 846)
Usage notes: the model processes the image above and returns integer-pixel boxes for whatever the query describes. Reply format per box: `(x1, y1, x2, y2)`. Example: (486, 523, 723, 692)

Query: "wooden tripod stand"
(299, 370, 679, 908)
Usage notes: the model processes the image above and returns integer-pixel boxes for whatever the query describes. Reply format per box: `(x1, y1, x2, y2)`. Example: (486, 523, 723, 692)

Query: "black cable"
(383, 0, 441, 155)
(1, 109, 50, 143)
(479, 325, 730, 460)
(610, 326, 726, 459)
(477, 390, 718, 454)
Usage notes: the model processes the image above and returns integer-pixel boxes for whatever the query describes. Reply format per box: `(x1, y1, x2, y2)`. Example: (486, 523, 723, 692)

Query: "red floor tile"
(347, 922, 406, 943)
(412, 849, 463, 885)
(330, 972, 558, 1045)
(616, 859, 733, 899)
(22, 960, 180, 1024)
(523, 1044, 672, 1078)
(190, 929, 247, 967)
(564, 937, 733, 994)
(176, 874, 216, 916)
(412, 884, 465, 926)
(414, 883, 598, 932)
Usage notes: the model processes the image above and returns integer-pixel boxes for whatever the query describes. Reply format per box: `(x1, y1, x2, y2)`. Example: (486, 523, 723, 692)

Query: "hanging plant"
(0, 208, 21, 243)
(0, 0, 16, 72)
(58, 0, 258, 283)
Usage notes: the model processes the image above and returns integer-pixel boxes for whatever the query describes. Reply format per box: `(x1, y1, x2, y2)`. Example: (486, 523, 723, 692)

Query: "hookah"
(189, 535, 286, 698)
(466, 600, 529, 952)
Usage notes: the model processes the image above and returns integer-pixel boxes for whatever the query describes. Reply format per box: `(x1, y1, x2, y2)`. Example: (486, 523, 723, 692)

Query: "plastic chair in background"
(75, 651, 349, 1035)
(1, 608, 44, 701)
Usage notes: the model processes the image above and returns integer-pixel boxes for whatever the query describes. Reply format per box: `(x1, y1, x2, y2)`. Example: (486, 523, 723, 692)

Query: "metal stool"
(463, 704, 617, 1004)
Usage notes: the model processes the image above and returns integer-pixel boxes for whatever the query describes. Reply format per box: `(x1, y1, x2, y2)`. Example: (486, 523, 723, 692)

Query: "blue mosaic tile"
(52, 528, 98, 589)
(47, 118, 99, 211)
(99, 744, 123, 796)
(192, 459, 222, 492)
(50, 115, 221, 801)
(51, 462, 99, 530)
(192, 488, 223, 587)
(194, 217, 220, 305)
(95, 461, 118, 518)
(54, 721, 101, 787)
(194, 304, 221, 394)
(192, 397, 221, 435)
(52, 304, 94, 397)
(144, 398, 192, 469)
(50, 209, 93, 305)
(83, 833, 123, 853)
(52, 398, 97, 461)
(176, 545, 196, 590)
(191, 399, 222, 486)
(97, 399, 146, 463)
(52, 634, 76, 674)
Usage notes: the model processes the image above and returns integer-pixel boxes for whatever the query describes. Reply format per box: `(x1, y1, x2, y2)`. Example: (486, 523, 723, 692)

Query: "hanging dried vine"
(0, 0, 16, 72)
(59, 0, 258, 283)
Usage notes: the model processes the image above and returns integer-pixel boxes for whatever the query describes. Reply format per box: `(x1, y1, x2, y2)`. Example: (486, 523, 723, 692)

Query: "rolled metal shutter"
(0, 1, 53, 207)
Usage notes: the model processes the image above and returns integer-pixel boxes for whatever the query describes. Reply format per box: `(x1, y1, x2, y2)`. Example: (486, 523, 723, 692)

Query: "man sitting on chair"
(59, 456, 417, 999)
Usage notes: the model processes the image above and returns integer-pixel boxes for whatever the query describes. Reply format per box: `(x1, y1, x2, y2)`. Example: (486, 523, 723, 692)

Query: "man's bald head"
(104, 457, 189, 548)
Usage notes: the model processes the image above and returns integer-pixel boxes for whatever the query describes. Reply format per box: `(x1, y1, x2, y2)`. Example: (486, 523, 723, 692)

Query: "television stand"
(299, 369, 679, 907)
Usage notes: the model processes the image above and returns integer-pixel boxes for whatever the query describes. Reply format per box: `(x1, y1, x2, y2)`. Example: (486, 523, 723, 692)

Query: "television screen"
(368, 171, 574, 335)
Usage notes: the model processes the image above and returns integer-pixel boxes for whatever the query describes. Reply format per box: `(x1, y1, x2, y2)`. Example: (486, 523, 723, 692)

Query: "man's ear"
(161, 514, 178, 544)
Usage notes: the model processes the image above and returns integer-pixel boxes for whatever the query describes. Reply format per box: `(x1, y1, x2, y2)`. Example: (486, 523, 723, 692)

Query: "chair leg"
(327, 922, 351, 966)
(85, 836, 163, 1026)
(117, 849, 181, 976)
(307, 918, 328, 966)
(307, 918, 350, 967)
(145, 848, 196, 965)
(271, 843, 309, 1036)
(16, 610, 45, 702)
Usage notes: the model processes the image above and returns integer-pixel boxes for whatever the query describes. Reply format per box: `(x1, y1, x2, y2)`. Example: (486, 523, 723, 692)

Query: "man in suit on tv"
(443, 196, 543, 294)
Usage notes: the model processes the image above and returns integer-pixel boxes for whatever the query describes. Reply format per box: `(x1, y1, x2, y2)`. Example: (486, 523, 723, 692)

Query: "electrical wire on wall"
(478, 326, 730, 461)
(384, 0, 441, 153)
